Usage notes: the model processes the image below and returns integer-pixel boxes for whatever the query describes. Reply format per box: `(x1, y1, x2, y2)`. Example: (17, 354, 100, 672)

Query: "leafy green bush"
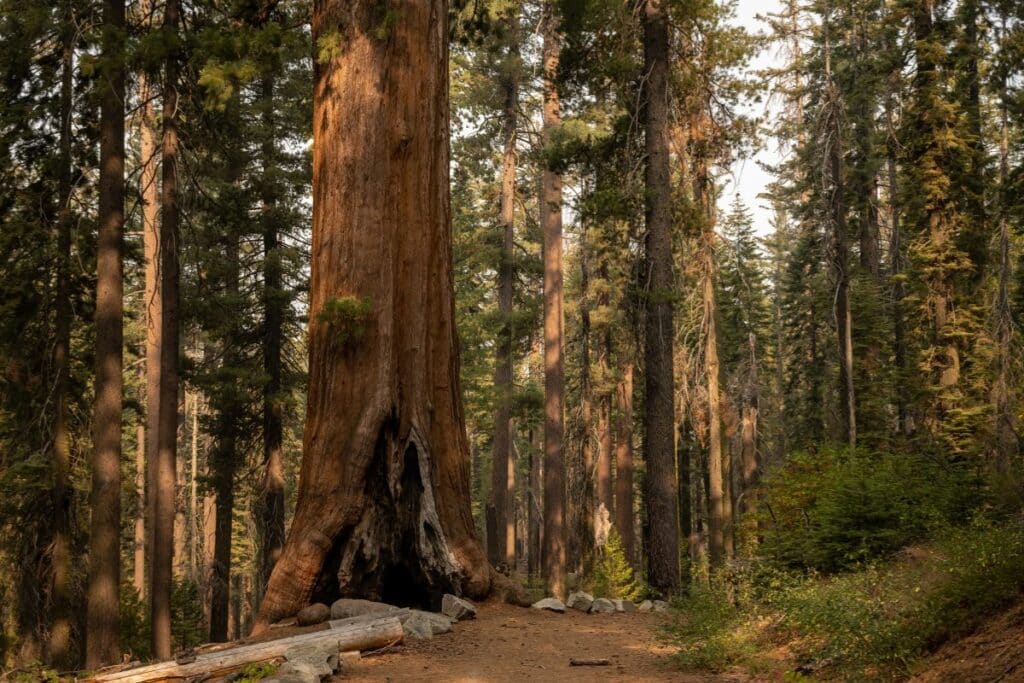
(666, 585, 765, 673)
(669, 519, 1024, 680)
(757, 447, 975, 571)
(587, 529, 646, 601)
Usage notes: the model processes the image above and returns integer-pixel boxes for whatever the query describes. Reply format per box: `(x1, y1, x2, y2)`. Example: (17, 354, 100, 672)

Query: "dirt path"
(338, 602, 727, 682)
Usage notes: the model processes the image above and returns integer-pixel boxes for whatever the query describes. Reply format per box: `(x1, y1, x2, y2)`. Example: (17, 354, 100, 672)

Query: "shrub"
(757, 447, 975, 571)
(587, 529, 646, 601)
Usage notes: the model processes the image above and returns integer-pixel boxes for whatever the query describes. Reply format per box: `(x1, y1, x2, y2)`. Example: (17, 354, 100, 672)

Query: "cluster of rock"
(260, 646, 361, 683)
(531, 592, 668, 615)
(262, 594, 478, 682)
(296, 594, 478, 641)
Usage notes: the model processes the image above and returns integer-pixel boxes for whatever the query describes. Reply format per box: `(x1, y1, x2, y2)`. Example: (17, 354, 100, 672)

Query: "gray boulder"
(589, 598, 616, 614)
(566, 591, 594, 612)
(283, 642, 339, 674)
(276, 659, 332, 682)
(531, 597, 566, 613)
(441, 594, 477, 621)
(637, 599, 654, 612)
(651, 599, 669, 613)
(401, 610, 453, 635)
(329, 598, 399, 620)
(402, 612, 436, 640)
(611, 599, 636, 613)
(295, 603, 331, 627)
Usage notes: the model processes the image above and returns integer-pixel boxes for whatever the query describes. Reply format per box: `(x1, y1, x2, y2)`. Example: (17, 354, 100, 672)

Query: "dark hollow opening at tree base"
(308, 431, 460, 614)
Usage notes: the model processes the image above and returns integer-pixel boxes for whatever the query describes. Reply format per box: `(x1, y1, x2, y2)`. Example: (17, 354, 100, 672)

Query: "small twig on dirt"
(569, 658, 611, 667)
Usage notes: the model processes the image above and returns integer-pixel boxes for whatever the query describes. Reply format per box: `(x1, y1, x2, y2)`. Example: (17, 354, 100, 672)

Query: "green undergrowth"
(667, 519, 1024, 680)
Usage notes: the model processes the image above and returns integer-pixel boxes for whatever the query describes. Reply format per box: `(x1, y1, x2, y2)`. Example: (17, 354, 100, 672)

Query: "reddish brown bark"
(490, 52, 518, 570)
(151, 0, 181, 659)
(541, 3, 566, 599)
(85, 0, 125, 667)
(254, 0, 490, 631)
(641, 0, 679, 595)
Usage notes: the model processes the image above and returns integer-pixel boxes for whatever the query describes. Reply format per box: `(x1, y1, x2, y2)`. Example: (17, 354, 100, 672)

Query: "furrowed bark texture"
(152, 0, 181, 659)
(490, 59, 517, 569)
(254, 0, 490, 631)
(541, 3, 567, 599)
(86, 0, 125, 667)
(641, 0, 679, 595)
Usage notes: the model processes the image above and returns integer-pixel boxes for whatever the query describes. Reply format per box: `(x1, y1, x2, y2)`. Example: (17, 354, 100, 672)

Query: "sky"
(718, 0, 784, 236)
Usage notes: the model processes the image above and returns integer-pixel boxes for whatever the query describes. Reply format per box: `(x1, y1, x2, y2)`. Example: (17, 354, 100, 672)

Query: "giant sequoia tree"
(254, 0, 491, 629)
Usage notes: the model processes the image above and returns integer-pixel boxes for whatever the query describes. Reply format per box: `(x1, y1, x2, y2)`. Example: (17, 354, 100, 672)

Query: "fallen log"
(85, 615, 403, 683)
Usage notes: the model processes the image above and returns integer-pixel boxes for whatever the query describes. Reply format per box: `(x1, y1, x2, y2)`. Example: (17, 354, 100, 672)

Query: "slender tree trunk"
(739, 334, 759, 546)
(886, 107, 908, 435)
(211, 146, 246, 640)
(254, 0, 491, 630)
(86, 0, 125, 666)
(642, 0, 679, 594)
(490, 58, 518, 570)
(135, 420, 146, 595)
(541, 3, 566, 599)
(175, 400, 188, 577)
(48, 4, 74, 665)
(528, 427, 541, 577)
(614, 363, 634, 564)
(152, 0, 181, 659)
(993, 64, 1016, 465)
(702, 230, 726, 570)
(596, 347, 613, 522)
(677, 418, 694, 588)
(190, 391, 199, 580)
(826, 79, 856, 446)
(571, 226, 593, 569)
(139, 0, 160, 610)
(258, 73, 286, 602)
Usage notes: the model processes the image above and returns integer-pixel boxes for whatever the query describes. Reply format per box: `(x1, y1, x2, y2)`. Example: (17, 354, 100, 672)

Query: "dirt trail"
(337, 602, 729, 682)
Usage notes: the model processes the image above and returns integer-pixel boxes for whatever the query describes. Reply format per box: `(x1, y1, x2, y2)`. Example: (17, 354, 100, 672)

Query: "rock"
(637, 599, 654, 612)
(401, 610, 453, 635)
(589, 598, 616, 614)
(566, 591, 594, 612)
(276, 659, 332, 682)
(402, 613, 436, 640)
(329, 598, 400, 620)
(284, 643, 339, 674)
(611, 599, 636, 613)
(651, 599, 669, 613)
(531, 597, 566, 613)
(441, 594, 477, 621)
(295, 603, 331, 627)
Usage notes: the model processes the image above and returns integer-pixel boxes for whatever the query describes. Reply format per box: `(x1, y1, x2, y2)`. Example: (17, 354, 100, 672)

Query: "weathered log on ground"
(85, 616, 402, 683)
(569, 658, 611, 666)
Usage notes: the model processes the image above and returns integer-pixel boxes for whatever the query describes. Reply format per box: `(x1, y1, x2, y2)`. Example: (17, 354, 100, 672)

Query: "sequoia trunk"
(254, 0, 490, 630)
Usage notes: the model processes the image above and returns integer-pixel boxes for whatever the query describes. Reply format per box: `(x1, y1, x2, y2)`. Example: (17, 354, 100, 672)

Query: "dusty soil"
(910, 600, 1024, 683)
(336, 602, 733, 682)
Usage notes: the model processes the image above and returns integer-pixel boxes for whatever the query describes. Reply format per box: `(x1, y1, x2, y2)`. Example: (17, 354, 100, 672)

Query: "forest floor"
(334, 602, 732, 682)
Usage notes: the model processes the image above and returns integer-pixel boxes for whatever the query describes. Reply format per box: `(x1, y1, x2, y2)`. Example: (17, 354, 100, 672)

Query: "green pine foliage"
(587, 529, 646, 602)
